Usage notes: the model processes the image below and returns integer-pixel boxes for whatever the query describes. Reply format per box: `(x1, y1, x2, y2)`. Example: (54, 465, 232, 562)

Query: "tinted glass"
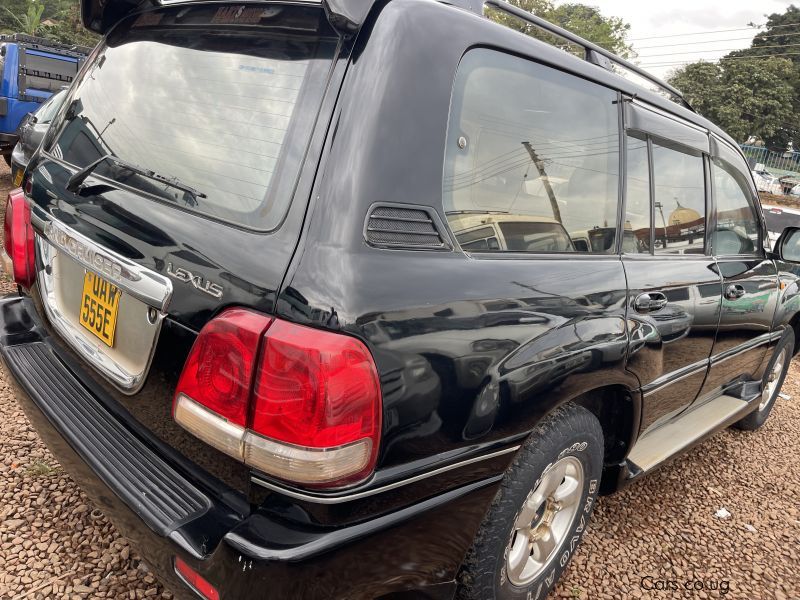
(712, 158, 759, 255)
(624, 134, 651, 253)
(48, 5, 336, 230)
(36, 90, 66, 124)
(652, 142, 706, 255)
(443, 49, 620, 253)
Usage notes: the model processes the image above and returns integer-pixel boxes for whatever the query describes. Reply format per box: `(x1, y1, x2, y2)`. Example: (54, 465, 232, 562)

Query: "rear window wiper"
(66, 154, 207, 201)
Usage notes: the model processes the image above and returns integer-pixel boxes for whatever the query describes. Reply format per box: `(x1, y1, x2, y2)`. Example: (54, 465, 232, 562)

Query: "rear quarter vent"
(364, 203, 451, 250)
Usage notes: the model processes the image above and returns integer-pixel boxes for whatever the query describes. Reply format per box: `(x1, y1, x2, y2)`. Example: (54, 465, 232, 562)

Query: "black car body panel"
(3, 0, 798, 598)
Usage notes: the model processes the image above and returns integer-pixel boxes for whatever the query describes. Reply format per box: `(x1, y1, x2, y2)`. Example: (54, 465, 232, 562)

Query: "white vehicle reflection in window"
(449, 213, 575, 253)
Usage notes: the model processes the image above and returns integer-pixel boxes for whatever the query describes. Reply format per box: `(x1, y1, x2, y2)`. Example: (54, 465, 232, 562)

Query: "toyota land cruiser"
(3, 0, 800, 598)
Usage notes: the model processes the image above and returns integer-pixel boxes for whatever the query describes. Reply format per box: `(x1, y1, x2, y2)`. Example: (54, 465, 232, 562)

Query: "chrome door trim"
(641, 358, 709, 398)
(250, 445, 521, 504)
(709, 331, 779, 366)
(31, 207, 173, 311)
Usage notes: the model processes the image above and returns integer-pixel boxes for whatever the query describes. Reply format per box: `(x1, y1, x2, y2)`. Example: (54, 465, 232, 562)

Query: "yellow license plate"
(13, 168, 23, 187)
(79, 271, 121, 347)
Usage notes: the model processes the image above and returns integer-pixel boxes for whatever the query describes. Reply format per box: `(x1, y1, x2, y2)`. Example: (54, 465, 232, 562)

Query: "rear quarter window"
(442, 49, 621, 254)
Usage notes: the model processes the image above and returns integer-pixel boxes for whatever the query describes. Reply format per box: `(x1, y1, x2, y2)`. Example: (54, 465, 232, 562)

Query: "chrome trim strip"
(32, 209, 173, 311)
(251, 445, 522, 504)
(642, 359, 709, 398)
(642, 331, 780, 398)
(709, 332, 777, 366)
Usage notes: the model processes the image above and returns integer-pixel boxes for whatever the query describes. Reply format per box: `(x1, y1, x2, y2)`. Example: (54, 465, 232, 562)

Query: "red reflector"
(174, 308, 272, 427)
(174, 557, 219, 600)
(3, 189, 35, 288)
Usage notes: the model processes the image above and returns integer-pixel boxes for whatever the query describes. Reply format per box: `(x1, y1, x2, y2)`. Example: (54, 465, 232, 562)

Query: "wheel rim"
(506, 456, 584, 586)
(760, 347, 788, 411)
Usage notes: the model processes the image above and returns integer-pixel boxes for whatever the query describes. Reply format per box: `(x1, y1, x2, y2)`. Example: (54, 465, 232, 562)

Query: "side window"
(443, 49, 620, 254)
(624, 134, 651, 254)
(712, 158, 760, 256)
(652, 142, 706, 255)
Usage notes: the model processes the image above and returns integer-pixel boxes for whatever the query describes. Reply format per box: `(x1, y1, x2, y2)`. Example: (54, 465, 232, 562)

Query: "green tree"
(40, 4, 99, 47)
(486, 0, 633, 59)
(668, 57, 795, 144)
(731, 6, 800, 149)
(2, 0, 45, 36)
(1, 0, 97, 46)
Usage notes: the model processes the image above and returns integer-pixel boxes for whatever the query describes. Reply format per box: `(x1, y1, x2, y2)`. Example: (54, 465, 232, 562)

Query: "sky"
(588, 0, 795, 79)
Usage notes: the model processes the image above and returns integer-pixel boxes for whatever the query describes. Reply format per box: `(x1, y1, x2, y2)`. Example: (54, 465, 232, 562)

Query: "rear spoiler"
(80, 0, 375, 35)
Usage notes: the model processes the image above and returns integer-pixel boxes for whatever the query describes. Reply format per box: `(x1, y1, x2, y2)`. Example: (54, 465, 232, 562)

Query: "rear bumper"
(0, 295, 498, 600)
(10, 142, 27, 174)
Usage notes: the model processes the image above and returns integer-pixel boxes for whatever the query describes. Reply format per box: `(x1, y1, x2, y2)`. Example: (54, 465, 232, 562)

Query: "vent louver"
(365, 204, 450, 250)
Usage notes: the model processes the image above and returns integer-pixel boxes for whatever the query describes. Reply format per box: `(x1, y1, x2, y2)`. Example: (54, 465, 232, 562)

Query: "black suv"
(3, 0, 800, 598)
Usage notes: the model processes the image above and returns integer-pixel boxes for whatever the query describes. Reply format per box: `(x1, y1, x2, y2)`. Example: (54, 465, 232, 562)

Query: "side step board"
(627, 394, 754, 474)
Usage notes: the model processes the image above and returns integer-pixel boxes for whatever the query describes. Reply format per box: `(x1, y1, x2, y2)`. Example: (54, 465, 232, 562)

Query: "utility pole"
(522, 142, 561, 223)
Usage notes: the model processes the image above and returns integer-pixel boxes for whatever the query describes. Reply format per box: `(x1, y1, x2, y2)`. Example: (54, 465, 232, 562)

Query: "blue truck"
(0, 34, 92, 165)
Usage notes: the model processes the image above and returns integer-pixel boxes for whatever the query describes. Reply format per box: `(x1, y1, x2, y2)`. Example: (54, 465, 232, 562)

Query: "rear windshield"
(47, 5, 337, 230)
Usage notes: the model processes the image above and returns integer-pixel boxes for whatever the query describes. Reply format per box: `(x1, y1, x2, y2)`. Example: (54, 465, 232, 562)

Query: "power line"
(636, 30, 800, 50)
(639, 51, 800, 67)
(639, 41, 800, 58)
(628, 21, 800, 42)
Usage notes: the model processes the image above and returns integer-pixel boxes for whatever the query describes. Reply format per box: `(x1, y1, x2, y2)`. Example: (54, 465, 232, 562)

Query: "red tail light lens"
(174, 557, 219, 600)
(174, 308, 272, 426)
(174, 311, 383, 489)
(2, 189, 36, 288)
(252, 320, 381, 447)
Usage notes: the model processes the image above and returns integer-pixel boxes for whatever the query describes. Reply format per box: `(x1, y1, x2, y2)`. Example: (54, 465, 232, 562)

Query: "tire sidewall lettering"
(499, 438, 599, 598)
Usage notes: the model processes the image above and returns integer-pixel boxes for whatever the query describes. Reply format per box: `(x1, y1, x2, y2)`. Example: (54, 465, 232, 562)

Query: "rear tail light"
(174, 557, 219, 600)
(2, 189, 36, 288)
(174, 309, 382, 489)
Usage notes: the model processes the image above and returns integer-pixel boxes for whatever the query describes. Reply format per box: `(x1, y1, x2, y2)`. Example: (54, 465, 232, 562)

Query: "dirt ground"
(0, 162, 798, 599)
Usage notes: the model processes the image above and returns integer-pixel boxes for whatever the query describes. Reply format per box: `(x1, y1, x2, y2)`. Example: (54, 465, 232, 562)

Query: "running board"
(627, 394, 753, 474)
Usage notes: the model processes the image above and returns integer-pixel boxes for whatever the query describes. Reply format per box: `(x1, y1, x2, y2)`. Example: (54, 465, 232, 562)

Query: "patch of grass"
(25, 460, 58, 477)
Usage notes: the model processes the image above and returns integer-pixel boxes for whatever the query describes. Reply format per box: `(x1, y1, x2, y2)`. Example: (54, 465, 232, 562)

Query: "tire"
(734, 328, 794, 431)
(457, 404, 603, 600)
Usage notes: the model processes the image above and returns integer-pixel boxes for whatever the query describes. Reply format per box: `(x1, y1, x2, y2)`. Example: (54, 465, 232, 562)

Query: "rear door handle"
(725, 284, 746, 300)
(634, 292, 668, 313)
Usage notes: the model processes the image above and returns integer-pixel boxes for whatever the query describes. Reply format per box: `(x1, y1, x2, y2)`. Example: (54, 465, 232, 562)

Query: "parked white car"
(752, 169, 784, 195)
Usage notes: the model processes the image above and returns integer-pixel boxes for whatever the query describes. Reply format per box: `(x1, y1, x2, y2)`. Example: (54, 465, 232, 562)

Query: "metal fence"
(740, 144, 800, 178)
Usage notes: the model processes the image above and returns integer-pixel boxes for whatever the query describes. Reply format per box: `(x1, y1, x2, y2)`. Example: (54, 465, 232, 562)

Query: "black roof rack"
(482, 0, 690, 109)
(0, 33, 93, 58)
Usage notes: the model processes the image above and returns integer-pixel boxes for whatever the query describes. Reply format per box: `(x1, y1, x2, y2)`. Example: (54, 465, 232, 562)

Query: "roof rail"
(483, 0, 690, 109)
(0, 33, 93, 57)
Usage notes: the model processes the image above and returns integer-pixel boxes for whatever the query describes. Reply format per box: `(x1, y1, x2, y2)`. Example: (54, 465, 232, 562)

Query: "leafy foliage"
(486, 0, 633, 59)
(2, 1, 45, 36)
(667, 5, 800, 149)
(0, 0, 98, 46)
